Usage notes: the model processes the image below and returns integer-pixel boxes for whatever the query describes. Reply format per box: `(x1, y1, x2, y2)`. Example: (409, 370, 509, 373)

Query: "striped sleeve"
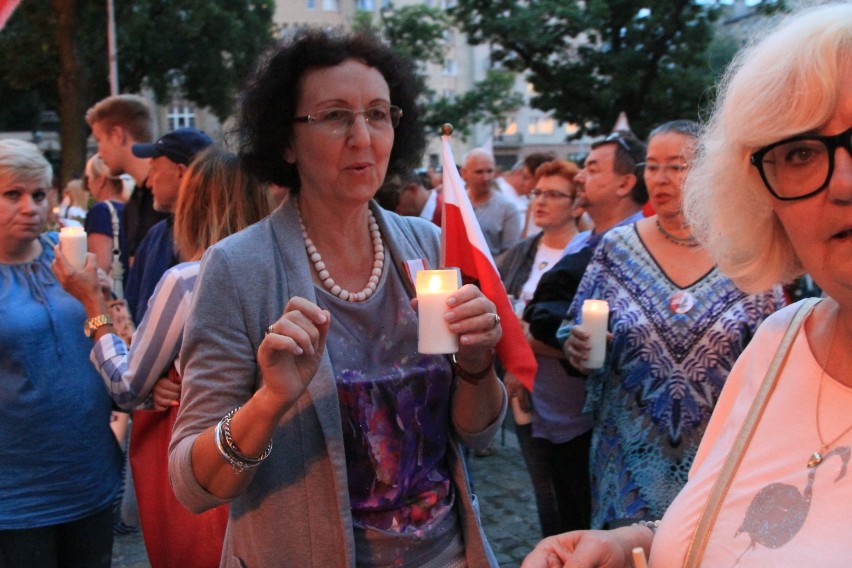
(90, 262, 199, 409)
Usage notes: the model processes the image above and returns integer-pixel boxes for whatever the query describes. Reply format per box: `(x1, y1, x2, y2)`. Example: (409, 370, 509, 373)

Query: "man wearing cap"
(124, 127, 213, 321)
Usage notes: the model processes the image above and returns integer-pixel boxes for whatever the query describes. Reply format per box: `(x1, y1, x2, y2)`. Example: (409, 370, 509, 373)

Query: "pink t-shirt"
(651, 301, 852, 567)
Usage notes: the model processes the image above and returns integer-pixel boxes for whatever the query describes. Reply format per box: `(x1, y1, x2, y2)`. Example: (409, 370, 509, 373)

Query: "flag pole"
(107, 0, 119, 95)
(439, 123, 539, 390)
(439, 123, 453, 269)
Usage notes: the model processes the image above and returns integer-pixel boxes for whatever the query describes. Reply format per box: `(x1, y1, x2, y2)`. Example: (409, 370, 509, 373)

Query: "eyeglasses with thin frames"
(293, 105, 403, 136)
(530, 188, 573, 200)
(601, 132, 633, 155)
(599, 132, 643, 170)
(638, 163, 689, 177)
(750, 125, 852, 201)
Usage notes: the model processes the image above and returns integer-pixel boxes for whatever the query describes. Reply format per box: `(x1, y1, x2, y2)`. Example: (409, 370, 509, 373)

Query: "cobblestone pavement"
(112, 423, 540, 568)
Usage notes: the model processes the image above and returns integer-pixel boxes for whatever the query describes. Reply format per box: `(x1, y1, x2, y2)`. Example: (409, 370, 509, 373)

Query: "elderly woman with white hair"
(0, 140, 122, 567)
(523, 3, 852, 566)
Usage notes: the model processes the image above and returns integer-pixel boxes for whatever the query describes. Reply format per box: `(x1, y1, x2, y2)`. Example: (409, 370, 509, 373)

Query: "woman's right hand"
(564, 325, 593, 372)
(258, 296, 330, 411)
(51, 247, 108, 312)
(522, 528, 649, 568)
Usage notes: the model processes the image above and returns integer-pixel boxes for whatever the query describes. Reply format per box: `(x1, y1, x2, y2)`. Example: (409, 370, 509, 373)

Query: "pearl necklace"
(296, 203, 384, 302)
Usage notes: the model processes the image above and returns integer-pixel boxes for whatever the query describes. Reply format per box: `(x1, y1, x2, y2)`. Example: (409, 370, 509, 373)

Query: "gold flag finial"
(441, 123, 454, 136)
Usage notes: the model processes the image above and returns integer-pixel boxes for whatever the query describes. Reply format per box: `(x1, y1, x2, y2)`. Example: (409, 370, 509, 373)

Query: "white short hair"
(683, 3, 852, 293)
(0, 139, 53, 187)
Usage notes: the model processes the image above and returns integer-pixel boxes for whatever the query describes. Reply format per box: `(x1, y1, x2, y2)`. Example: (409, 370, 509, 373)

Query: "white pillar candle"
(581, 299, 609, 369)
(416, 268, 460, 354)
(59, 227, 88, 270)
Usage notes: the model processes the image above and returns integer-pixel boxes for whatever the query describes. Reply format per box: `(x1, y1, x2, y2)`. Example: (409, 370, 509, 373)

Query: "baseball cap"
(132, 127, 213, 165)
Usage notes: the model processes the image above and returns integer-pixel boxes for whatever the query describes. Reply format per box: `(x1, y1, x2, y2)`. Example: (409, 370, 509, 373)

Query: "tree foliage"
(355, 4, 523, 140)
(0, 1, 274, 182)
(450, 0, 785, 138)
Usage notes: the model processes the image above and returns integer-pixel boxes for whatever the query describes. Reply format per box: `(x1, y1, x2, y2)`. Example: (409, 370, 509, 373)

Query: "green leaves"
(451, 0, 784, 138)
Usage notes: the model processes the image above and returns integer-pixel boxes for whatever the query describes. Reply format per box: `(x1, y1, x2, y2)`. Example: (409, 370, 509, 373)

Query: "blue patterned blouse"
(558, 225, 784, 528)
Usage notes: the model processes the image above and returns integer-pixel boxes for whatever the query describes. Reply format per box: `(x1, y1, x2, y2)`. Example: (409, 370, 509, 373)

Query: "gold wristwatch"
(84, 314, 113, 337)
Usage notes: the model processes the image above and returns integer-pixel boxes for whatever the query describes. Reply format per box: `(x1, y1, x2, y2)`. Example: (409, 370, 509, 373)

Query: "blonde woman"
(0, 139, 121, 567)
(83, 154, 129, 276)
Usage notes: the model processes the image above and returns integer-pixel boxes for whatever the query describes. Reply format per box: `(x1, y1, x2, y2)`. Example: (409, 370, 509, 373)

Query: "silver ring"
(492, 313, 501, 329)
(266, 325, 275, 335)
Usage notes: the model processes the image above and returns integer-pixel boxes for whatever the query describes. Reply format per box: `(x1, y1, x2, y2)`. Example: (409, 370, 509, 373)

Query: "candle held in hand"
(581, 299, 609, 369)
(416, 268, 460, 354)
(59, 227, 88, 270)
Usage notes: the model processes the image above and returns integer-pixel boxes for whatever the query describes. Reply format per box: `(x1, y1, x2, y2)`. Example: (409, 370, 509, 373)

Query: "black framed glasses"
(294, 105, 402, 136)
(530, 188, 573, 200)
(749, 126, 852, 201)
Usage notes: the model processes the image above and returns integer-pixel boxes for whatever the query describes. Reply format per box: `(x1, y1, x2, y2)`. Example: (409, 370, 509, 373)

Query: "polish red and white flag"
(440, 134, 537, 391)
(0, 0, 21, 31)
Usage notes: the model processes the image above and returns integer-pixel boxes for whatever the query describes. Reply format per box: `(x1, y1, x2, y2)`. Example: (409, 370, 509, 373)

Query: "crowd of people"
(0, 3, 849, 567)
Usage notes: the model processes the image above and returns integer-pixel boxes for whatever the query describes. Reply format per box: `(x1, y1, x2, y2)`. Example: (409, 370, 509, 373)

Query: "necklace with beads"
(807, 313, 852, 468)
(296, 203, 384, 302)
(656, 219, 699, 247)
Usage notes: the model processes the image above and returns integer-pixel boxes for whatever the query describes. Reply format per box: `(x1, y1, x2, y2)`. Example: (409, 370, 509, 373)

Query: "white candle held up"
(416, 268, 461, 354)
(59, 227, 88, 270)
(581, 299, 609, 369)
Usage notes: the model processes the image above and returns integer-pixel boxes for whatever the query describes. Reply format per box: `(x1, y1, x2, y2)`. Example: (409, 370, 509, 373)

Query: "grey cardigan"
(169, 199, 505, 567)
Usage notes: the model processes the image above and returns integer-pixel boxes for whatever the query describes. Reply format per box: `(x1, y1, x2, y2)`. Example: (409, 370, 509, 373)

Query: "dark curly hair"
(234, 28, 426, 194)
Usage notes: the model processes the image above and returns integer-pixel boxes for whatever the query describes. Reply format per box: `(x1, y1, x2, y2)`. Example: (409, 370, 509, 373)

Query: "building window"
(527, 116, 555, 136)
(322, 0, 339, 11)
(442, 89, 456, 102)
(443, 59, 457, 76)
(307, 0, 316, 8)
(497, 121, 518, 136)
(357, 0, 374, 9)
(167, 103, 196, 130)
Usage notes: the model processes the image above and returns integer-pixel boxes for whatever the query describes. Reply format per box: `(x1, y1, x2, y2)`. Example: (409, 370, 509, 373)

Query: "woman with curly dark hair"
(169, 29, 505, 567)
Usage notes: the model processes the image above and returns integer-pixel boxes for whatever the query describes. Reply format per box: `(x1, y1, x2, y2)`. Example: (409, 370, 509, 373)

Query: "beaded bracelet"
(452, 349, 495, 385)
(214, 407, 273, 474)
(633, 520, 661, 534)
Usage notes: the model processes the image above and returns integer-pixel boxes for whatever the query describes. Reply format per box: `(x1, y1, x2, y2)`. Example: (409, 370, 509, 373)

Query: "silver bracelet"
(214, 407, 273, 474)
(633, 520, 661, 534)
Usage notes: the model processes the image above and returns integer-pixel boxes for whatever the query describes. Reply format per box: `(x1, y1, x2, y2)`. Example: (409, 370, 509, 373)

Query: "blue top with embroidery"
(557, 225, 784, 528)
(0, 233, 122, 529)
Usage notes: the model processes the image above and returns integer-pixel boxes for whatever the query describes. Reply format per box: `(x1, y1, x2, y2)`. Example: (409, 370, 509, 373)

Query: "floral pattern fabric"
(563, 225, 784, 528)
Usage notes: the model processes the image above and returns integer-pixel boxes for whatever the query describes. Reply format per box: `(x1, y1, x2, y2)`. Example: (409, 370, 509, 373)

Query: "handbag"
(129, 366, 229, 568)
(683, 297, 820, 567)
(103, 200, 135, 345)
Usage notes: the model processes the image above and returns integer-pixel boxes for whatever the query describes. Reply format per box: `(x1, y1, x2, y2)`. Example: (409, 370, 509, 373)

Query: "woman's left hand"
(445, 284, 502, 372)
(152, 376, 181, 410)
